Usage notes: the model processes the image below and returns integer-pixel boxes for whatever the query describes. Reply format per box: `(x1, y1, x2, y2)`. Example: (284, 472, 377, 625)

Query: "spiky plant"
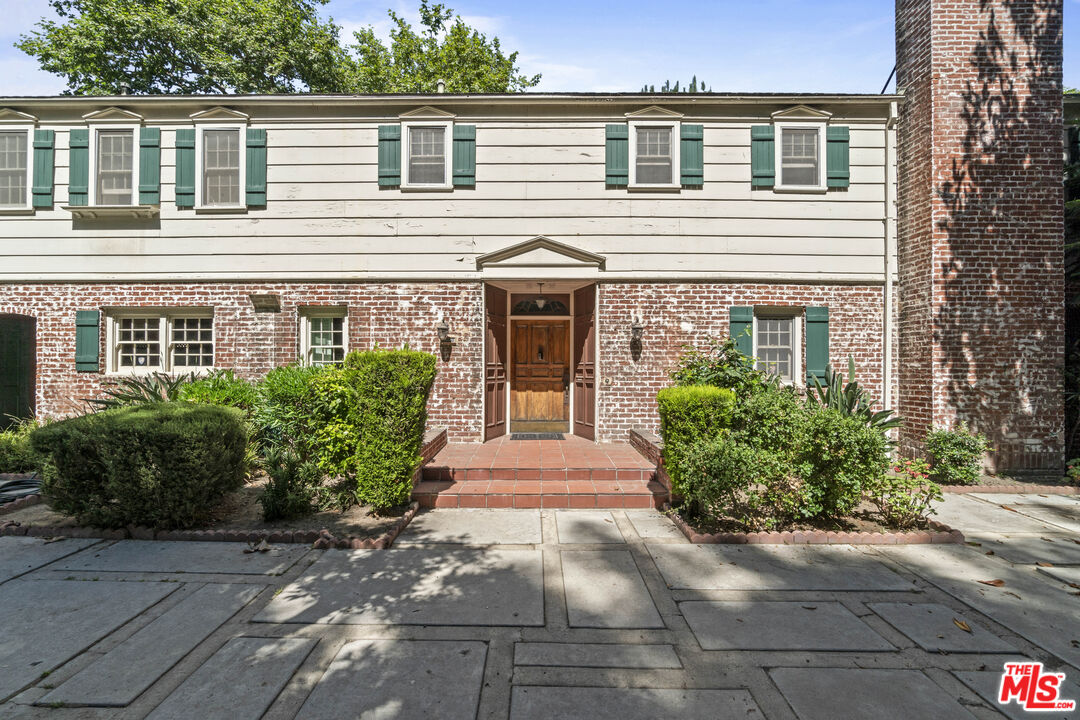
(810, 357, 903, 434)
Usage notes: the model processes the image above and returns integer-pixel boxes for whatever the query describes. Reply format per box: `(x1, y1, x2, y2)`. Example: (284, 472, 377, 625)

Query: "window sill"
(627, 184, 681, 192)
(195, 206, 248, 214)
(0, 207, 34, 216)
(772, 185, 828, 194)
(64, 205, 159, 219)
(400, 185, 454, 192)
(105, 368, 215, 378)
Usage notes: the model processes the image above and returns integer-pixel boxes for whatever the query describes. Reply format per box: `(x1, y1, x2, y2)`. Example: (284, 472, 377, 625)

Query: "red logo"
(998, 662, 1076, 712)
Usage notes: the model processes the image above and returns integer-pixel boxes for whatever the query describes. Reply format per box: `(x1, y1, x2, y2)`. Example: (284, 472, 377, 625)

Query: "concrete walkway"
(0, 498, 1076, 719)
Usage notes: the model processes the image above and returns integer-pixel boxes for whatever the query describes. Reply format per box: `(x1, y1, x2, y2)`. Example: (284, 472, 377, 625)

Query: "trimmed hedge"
(31, 403, 247, 529)
(0, 420, 44, 473)
(306, 349, 437, 510)
(657, 385, 736, 494)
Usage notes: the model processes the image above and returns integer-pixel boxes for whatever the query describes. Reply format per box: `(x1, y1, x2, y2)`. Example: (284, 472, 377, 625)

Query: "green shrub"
(798, 408, 890, 518)
(730, 384, 813, 458)
(865, 459, 942, 528)
(178, 369, 259, 417)
(679, 434, 799, 530)
(809, 357, 903, 434)
(31, 403, 247, 529)
(306, 349, 437, 510)
(0, 419, 45, 473)
(657, 385, 737, 495)
(258, 446, 322, 521)
(253, 364, 326, 451)
(925, 423, 989, 485)
(1067, 458, 1080, 486)
(670, 336, 776, 395)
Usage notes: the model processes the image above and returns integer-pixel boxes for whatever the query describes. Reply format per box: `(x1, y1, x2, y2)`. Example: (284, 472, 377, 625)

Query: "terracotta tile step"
(421, 467, 655, 483)
(413, 490, 665, 510)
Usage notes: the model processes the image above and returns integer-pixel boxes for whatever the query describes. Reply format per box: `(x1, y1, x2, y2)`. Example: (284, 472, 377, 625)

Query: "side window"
(300, 310, 347, 366)
(0, 130, 29, 208)
(753, 314, 799, 384)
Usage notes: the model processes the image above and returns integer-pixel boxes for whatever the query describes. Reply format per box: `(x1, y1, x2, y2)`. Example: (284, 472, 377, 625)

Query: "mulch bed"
(667, 500, 963, 545)
(0, 476, 419, 549)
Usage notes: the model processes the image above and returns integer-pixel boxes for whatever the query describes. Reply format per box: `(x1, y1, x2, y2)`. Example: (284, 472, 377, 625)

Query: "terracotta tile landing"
(414, 435, 666, 509)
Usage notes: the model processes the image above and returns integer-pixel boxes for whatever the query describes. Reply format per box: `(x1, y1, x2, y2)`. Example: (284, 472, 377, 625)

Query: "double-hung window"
(96, 129, 134, 205)
(402, 121, 452, 188)
(195, 125, 245, 209)
(753, 311, 800, 385)
(628, 119, 680, 189)
(0, 129, 29, 209)
(300, 309, 347, 366)
(108, 311, 214, 373)
(774, 122, 826, 191)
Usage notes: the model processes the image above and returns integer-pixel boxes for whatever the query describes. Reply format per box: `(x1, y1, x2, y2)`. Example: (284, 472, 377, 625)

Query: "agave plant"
(87, 371, 196, 411)
(810, 357, 903, 433)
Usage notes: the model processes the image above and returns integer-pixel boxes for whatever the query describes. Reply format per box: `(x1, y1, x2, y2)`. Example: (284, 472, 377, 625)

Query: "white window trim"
(105, 309, 215, 375)
(0, 124, 34, 211)
(87, 123, 141, 208)
(194, 123, 247, 211)
(773, 121, 827, 193)
(752, 308, 802, 387)
(628, 118, 681, 190)
(299, 308, 348, 366)
(401, 120, 453, 190)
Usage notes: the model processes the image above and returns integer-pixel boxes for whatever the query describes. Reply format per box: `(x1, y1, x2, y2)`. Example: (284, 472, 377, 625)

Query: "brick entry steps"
(414, 436, 666, 509)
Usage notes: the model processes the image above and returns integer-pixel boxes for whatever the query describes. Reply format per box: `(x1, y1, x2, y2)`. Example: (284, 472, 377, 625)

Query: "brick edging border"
(665, 505, 964, 545)
(0, 495, 420, 550)
(941, 484, 1079, 495)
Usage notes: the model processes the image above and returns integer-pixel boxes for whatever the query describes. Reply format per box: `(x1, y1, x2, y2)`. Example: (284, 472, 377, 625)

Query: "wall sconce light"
(630, 317, 644, 361)
(436, 320, 454, 361)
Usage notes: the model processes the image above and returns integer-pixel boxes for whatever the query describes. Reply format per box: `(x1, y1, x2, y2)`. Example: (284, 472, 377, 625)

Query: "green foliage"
(809, 357, 903, 434)
(641, 75, 711, 93)
(31, 403, 247, 529)
(679, 434, 797, 531)
(178, 369, 258, 416)
(17, 0, 350, 94)
(730, 384, 813, 459)
(258, 446, 321, 521)
(347, 1, 540, 93)
(925, 423, 989, 485)
(0, 419, 46, 473)
(1066, 458, 1080, 485)
(88, 371, 193, 410)
(305, 349, 437, 510)
(865, 459, 942, 528)
(670, 336, 776, 395)
(253, 364, 326, 452)
(797, 408, 890, 518)
(657, 385, 737, 495)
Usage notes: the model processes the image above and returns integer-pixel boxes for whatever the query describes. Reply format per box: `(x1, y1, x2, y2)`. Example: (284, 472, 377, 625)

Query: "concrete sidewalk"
(0, 500, 1076, 719)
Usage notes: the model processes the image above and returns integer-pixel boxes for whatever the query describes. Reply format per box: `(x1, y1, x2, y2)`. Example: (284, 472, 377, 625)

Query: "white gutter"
(883, 100, 899, 410)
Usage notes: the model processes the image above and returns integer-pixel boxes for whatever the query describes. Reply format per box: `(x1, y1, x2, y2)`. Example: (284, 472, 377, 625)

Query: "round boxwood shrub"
(925, 423, 989, 485)
(31, 402, 247, 529)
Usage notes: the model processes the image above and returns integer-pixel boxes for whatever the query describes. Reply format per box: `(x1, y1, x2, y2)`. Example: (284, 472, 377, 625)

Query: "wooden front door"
(484, 286, 508, 441)
(572, 285, 596, 440)
(511, 319, 570, 432)
(0, 316, 35, 431)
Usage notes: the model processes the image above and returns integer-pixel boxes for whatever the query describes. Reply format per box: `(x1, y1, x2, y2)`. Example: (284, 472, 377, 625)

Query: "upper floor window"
(195, 125, 246, 209)
(628, 119, 680, 189)
(774, 122, 826, 191)
(402, 121, 452, 188)
(0, 130, 28, 208)
(96, 129, 134, 205)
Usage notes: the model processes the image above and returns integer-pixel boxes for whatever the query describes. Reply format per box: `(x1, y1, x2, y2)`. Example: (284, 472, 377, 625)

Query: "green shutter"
(680, 124, 704, 187)
(605, 124, 628, 187)
(138, 127, 160, 205)
(246, 128, 267, 206)
(68, 128, 89, 206)
(805, 306, 830, 385)
(75, 310, 100, 372)
(175, 128, 195, 208)
(452, 124, 476, 187)
(378, 125, 401, 187)
(729, 306, 753, 357)
(31, 129, 54, 208)
(826, 126, 850, 188)
(750, 125, 775, 188)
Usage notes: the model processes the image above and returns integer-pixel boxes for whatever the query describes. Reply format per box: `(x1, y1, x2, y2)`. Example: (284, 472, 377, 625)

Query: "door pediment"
(477, 237, 605, 276)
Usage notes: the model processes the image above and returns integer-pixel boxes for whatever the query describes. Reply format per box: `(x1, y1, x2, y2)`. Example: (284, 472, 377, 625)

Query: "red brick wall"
(0, 282, 484, 441)
(896, 0, 1065, 472)
(596, 282, 887, 442)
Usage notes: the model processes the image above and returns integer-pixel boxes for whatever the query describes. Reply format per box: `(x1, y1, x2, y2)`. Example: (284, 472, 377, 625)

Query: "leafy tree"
(16, 0, 351, 94)
(641, 75, 711, 93)
(346, 1, 540, 93)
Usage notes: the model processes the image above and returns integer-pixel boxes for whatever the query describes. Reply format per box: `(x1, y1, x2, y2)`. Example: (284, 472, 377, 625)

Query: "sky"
(0, 0, 1076, 95)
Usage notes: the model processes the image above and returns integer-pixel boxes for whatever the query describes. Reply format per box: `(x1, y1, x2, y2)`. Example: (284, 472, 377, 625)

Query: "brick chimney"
(895, 0, 1065, 473)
